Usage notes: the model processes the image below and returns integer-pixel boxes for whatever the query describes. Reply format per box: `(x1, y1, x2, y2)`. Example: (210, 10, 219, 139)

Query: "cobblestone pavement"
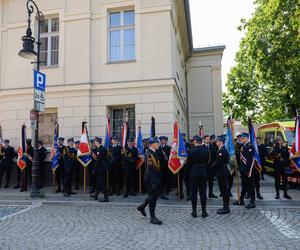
(0, 175, 299, 250)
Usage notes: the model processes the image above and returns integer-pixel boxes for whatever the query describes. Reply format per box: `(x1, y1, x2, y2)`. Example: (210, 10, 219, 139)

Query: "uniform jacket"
(95, 145, 110, 173)
(239, 142, 254, 173)
(38, 146, 47, 164)
(157, 145, 171, 169)
(258, 143, 267, 163)
(187, 145, 210, 178)
(63, 146, 77, 171)
(58, 145, 66, 168)
(213, 145, 230, 177)
(122, 146, 138, 170)
(272, 144, 290, 169)
(109, 144, 122, 168)
(235, 142, 243, 167)
(1, 146, 16, 167)
(144, 148, 161, 185)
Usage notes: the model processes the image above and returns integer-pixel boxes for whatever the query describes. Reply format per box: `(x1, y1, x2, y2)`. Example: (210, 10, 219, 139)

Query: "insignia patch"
(219, 153, 222, 156)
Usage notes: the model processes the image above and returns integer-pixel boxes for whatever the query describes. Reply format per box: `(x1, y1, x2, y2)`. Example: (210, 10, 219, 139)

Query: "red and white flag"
(77, 122, 91, 157)
(122, 121, 128, 147)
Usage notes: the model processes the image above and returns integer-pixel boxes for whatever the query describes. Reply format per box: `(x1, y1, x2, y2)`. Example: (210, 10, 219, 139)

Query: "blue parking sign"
(34, 70, 46, 91)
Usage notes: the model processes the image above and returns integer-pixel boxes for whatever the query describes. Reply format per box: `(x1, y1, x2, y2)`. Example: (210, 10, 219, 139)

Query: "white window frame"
(108, 9, 135, 63)
(40, 16, 59, 67)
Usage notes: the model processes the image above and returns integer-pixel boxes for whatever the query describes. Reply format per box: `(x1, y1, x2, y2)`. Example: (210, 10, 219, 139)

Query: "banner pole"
(177, 172, 181, 200)
(139, 167, 142, 193)
(84, 167, 86, 193)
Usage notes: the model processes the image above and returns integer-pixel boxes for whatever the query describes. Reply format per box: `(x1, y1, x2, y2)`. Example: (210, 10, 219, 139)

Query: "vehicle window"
(265, 131, 275, 147)
(285, 128, 295, 147)
(276, 131, 284, 141)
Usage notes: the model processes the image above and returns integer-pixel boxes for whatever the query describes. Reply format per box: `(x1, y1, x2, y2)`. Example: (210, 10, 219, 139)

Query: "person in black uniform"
(203, 135, 218, 198)
(257, 137, 267, 180)
(20, 139, 33, 192)
(91, 137, 110, 202)
(137, 137, 162, 225)
(37, 140, 47, 189)
(271, 138, 292, 199)
(157, 136, 171, 200)
(122, 138, 138, 198)
(108, 136, 122, 196)
(63, 138, 77, 197)
(0, 140, 16, 188)
(213, 136, 230, 214)
(233, 133, 256, 208)
(74, 140, 82, 190)
(187, 135, 210, 218)
(89, 138, 97, 193)
(56, 137, 65, 193)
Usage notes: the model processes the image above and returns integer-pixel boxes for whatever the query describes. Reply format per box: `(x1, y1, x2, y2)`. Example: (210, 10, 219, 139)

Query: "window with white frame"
(108, 10, 135, 62)
(40, 17, 59, 67)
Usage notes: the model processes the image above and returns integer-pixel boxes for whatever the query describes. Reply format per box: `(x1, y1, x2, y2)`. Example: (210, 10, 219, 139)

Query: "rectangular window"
(108, 10, 135, 62)
(40, 17, 59, 67)
(111, 107, 135, 141)
(39, 108, 58, 147)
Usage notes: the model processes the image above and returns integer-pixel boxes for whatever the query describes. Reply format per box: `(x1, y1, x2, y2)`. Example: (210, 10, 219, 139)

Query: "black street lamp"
(19, 0, 45, 198)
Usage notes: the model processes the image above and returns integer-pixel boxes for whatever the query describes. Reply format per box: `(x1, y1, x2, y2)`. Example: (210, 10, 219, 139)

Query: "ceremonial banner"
(104, 117, 111, 150)
(150, 117, 156, 138)
(122, 121, 129, 147)
(248, 117, 262, 177)
(225, 117, 236, 174)
(290, 115, 300, 172)
(168, 122, 188, 174)
(199, 123, 204, 137)
(51, 123, 60, 172)
(77, 122, 92, 167)
(136, 125, 144, 169)
(17, 124, 27, 170)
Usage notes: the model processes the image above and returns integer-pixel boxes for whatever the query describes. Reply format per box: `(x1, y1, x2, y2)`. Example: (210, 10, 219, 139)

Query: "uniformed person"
(233, 133, 256, 208)
(55, 137, 65, 193)
(20, 139, 33, 192)
(157, 136, 171, 200)
(257, 137, 267, 180)
(91, 137, 110, 202)
(137, 137, 162, 225)
(203, 135, 218, 198)
(108, 136, 122, 196)
(0, 139, 16, 188)
(63, 138, 77, 197)
(74, 140, 82, 190)
(89, 138, 97, 193)
(187, 135, 210, 218)
(213, 136, 230, 214)
(122, 138, 138, 198)
(271, 138, 292, 199)
(37, 140, 47, 189)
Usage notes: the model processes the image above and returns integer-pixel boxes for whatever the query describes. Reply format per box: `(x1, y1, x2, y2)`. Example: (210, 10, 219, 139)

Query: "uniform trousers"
(190, 176, 207, 211)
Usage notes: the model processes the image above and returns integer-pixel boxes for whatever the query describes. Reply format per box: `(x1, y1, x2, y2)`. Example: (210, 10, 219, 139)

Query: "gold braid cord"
(149, 154, 160, 171)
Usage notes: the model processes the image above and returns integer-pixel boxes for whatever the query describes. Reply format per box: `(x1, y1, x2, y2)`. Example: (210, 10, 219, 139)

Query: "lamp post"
(19, 0, 45, 198)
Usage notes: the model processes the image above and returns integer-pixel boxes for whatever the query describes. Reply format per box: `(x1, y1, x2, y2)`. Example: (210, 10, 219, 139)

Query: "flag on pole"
(199, 121, 204, 137)
(104, 117, 111, 150)
(51, 123, 60, 172)
(248, 117, 262, 176)
(122, 121, 129, 147)
(17, 124, 27, 170)
(168, 122, 188, 174)
(150, 117, 156, 138)
(225, 117, 236, 174)
(77, 122, 92, 167)
(290, 115, 300, 172)
(136, 125, 144, 169)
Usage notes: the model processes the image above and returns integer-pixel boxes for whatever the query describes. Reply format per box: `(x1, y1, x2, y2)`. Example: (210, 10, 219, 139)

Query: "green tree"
(224, 0, 300, 123)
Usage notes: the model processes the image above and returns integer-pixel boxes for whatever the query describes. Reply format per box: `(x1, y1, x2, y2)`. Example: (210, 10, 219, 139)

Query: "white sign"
(34, 89, 45, 104)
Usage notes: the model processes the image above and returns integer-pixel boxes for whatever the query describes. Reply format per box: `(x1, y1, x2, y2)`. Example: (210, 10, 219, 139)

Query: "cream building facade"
(0, 0, 224, 147)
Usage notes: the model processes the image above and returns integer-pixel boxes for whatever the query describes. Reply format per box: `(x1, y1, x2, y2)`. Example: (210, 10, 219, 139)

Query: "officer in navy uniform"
(187, 135, 210, 218)
(0, 140, 16, 188)
(89, 138, 97, 193)
(122, 138, 138, 198)
(108, 136, 122, 196)
(137, 137, 162, 225)
(233, 133, 256, 208)
(271, 138, 292, 199)
(257, 136, 267, 180)
(56, 137, 65, 193)
(37, 140, 47, 189)
(91, 137, 110, 202)
(74, 140, 82, 190)
(63, 138, 77, 197)
(157, 136, 171, 200)
(213, 136, 230, 214)
(19, 139, 33, 192)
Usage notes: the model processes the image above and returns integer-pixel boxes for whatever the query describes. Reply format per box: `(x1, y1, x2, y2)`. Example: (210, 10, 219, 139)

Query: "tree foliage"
(224, 0, 300, 123)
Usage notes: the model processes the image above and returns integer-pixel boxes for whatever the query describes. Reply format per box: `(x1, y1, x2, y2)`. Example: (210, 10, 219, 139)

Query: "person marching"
(56, 137, 65, 193)
(137, 137, 163, 225)
(108, 136, 122, 196)
(122, 138, 138, 198)
(213, 136, 230, 214)
(271, 138, 292, 200)
(63, 138, 77, 197)
(188, 135, 210, 218)
(233, 133, 256, 208)
(91, 137, 110, 202)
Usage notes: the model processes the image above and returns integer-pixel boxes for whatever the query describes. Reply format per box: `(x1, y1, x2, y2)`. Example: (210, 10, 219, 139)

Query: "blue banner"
(51, 125, 60, 172)
(248, 117, 262, 172)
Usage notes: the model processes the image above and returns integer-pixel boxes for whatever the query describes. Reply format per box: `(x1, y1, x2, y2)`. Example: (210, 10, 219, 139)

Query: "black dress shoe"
(245, 203, 256, 209)
(56, 189, 62, 193)
(90, 194, 98, 200)
(257, 193, 263, 200)
(219, 193, 223, 197)
(70, 191, 76, 195)
(160, 194, 169, 200)
(4, 185, 9, 188)
(275, 193, 280, 199)
(64, 193, 71, 197)
(150, 217, 162, 225)
(98, 197, 109, 202)
(201, 211, 208, 218)
(89, 189, 95, 194)
(217, 207, 230, 215)
(209, 193, 218, 198)
(123, 193, 128, 198)
(130, 192, 137, 196)
(14, 185, 20, 189)
(109, 191, 115, 196)
(137, 206, 147, 217)
(284, 193, 292, 199)
(191, 210, 197, 218)
(186, 194, 191, 201)
(233, 200, 244, 206)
